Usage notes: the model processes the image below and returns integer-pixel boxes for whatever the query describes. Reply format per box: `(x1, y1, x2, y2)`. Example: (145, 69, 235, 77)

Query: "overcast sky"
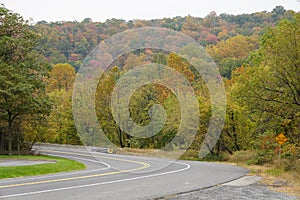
(1, 0, 300, 22)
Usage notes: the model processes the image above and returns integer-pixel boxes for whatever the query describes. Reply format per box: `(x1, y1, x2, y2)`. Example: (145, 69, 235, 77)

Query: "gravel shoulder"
(161, 176, 299, 200)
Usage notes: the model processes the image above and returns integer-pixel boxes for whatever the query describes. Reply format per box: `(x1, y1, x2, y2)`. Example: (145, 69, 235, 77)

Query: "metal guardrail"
(31, 143, 113, 154)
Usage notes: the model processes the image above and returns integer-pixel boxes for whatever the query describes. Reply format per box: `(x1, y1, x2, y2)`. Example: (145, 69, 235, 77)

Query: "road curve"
(0, 147, 249, 200)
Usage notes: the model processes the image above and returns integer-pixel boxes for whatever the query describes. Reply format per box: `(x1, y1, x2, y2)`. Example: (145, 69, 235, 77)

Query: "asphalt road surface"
(0, 147, 249, 200)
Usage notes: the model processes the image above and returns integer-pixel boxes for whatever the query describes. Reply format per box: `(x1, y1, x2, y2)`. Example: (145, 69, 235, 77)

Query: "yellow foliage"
(207, 35, 258, 60)
(46, 63, 76, 92)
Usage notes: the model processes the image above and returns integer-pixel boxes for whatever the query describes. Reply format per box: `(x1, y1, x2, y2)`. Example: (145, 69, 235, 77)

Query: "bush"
(273, 158, 295, 172)
(249, 131, 279, 165)
(250, 150, 275, 165)
(229, 150, 256, 163)
(180, 149, 200, 161)
(282, 144, 300, 160)
(202, 152, 230, 161)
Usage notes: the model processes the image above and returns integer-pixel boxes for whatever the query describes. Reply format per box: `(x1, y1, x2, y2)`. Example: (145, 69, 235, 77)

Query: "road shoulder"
(161, 175, 299, 200)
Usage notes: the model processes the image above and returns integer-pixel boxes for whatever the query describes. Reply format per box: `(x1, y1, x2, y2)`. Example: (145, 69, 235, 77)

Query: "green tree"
(232, 14, 300, 148)
(0, 6, 50, 155)
(45, 89, 80, 144)
(220, 80, 255, 154)
(96, 66, 125, 147)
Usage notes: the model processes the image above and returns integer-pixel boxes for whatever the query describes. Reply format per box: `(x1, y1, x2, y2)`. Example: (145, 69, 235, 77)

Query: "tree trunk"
(231, 111, 240, 151)
(117, 127, 124, 148)
(8, 113, 13, 156)
(17, 132, 20, 156)
(0, 128, 4, 154)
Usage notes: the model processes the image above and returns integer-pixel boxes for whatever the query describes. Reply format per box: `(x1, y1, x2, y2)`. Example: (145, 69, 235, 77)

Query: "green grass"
(265, 168, 284, 176)
(0, 155, 86, 179)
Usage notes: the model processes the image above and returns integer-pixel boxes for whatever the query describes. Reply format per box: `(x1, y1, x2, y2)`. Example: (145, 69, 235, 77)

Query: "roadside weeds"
(225, 161, 300, 198)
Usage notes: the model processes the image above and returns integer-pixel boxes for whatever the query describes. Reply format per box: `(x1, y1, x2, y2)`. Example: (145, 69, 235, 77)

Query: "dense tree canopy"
(0, 6, 50, 155)
(30, 7, 293, 71)
(0, 5, 298, 168)
(207, 35, 258, 78)
(232, 13, 300, 145)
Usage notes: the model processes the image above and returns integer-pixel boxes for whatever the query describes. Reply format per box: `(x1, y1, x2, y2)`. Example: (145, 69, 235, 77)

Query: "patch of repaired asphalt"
(223, 175, 262, 186)
(0, 160, 56, 167)
(160, 176, 298, 200)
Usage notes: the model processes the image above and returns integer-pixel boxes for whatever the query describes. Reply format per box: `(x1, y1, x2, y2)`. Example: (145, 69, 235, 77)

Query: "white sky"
(1, 0, 300, 23)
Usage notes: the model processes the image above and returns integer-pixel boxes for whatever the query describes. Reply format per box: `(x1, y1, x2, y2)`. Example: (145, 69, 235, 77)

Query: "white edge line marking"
(0, 162, 190, 199)
(0, 154, 111, 184)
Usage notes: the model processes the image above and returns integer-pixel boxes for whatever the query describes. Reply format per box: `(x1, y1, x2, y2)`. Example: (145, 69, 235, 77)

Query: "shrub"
(229, 150, 256, 163)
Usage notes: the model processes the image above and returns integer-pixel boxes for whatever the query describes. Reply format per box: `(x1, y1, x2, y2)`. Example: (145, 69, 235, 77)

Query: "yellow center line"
(0, 150, 150, 189)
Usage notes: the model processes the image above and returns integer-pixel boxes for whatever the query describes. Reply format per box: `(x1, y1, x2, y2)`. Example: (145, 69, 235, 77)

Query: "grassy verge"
(0, 155, 86, 179)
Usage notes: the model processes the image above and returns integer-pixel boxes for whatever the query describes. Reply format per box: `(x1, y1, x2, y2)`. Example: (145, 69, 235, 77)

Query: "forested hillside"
(0, 5, 299, 171)
(35, 6, 293, 72)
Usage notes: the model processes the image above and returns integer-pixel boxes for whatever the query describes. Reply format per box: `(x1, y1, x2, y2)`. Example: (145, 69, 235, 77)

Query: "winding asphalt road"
(0, 146, 249, 200)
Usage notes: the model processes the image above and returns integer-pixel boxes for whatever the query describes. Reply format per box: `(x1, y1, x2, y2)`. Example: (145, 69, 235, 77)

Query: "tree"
(232, 14, 300, 146)
(207, 35, 258, 61)
(271, 6, 286, 22)
(82, 18, 92, 23)
(181, 15, 201, 41)
(42, 63, 79, 144)
(219, 80, 255, 154)
(45, 89, 80, 144)
(0, 6, 50, 155)
(46, 63, 76, 92)
(206, 35, 258, 78)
